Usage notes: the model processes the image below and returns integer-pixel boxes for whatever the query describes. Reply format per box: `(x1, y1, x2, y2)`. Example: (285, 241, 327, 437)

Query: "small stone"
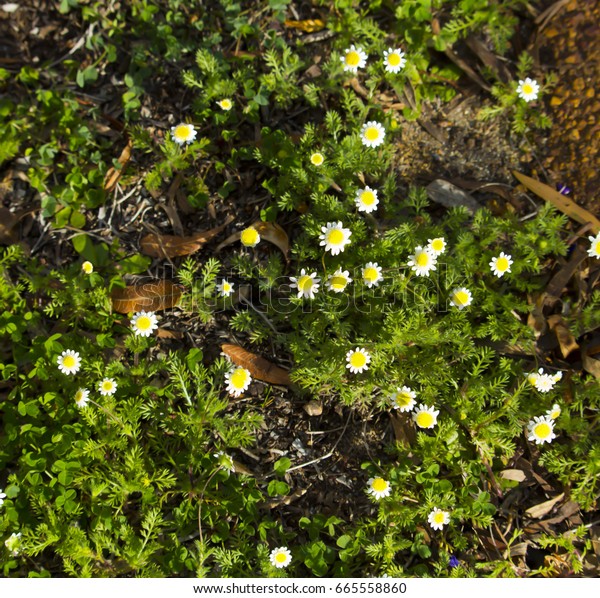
(303, 400, 323, 416)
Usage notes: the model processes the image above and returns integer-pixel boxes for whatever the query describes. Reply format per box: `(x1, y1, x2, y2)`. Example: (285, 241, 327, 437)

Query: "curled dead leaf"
(221, 343, 292, 386)
(140, 216, 233, 258)
(525, 492, 565, 519)
(103, 140, 132, 193)
(0, 208, 19, 245)
(284, 19, 325, 33)
(500, 469, 527, 483)
(111, 280, 183, 314)
(513, 171, 600, 234)
(547, 314, 579, 358)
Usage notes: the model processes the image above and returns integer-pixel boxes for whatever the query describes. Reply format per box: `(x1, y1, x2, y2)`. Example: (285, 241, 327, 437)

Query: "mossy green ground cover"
(0, 0, 599, 578)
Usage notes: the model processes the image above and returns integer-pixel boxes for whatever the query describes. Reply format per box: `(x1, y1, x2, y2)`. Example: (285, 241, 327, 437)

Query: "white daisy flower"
(367, 477, 391, 500)
(361, 121, 386, 148)
(216, 279, 235, 298)
(427, 237, 446, 257)
(4, 532, 22, 556)
(383, 48, 406, 73)
(346, 347, 371, 374)
(240, 226, 260, 247)
(546, 404, 561, 420)
(489, 252, 513, 278)
(535, 373, 557, 393)
(516, 78, 540, 102)
(355, 186, 379, 213)
(362, 262, 383, 288)
(527, 367, 544, 387)
(217, 99, 232, 111)
(0, 489, 6, 507)
(527, 415, 556, 445)
(269, 546, 292, 569)
(319, 221, 352, 255)
(407, 246, 437, 277)
(289, 269, 320, 299)
(310, 152, 324, 166)
(170, 123, 197, 145)
(74, 388, 90, 409)
(327, 269, 352, 293)
(81, 261, 93, 274)
(130, 311, 158, 337)
(57, 350, 81, 375)
(588, 233, 600, 259)
(391, 386, 417, 412)
(450, 287, 472, 310)
(413, 404, 439, 429)
(98, 378, 117, 396)
(340, 45, 367, 73)
(225, 366, 252, 397)
(428, 508, 450, 530)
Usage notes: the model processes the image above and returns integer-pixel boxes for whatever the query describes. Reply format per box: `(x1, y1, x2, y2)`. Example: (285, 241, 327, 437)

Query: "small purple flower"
(449, 555, 460, 568)
(556, 183, 571, 195)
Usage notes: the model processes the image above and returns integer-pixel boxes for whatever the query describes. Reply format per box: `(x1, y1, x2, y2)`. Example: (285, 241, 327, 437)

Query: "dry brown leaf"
(111, 280, 183, 314)
(140, 216, 233, 258)
(284, 19, 326, 33)
(513, 171, 600, 234)
(527, 294, 548, 339)
(215, 220, 289, 258)
(156, 328, 184, 339)
(389, 412, 416, 447)
(545, 246, 588, 298)
(547, 314, 579, 358)
(221, 344, 292, 386)
(582, 344, 600, 378)
(0, 208, 19, 245)
(500, 469, 527, 483)
(103, 140, 132, 192)
(525, 492, 564, 519)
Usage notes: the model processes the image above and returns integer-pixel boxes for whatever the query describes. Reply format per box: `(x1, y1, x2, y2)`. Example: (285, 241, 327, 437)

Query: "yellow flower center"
(230, 368, 249, 389)
(434, 511, 446, 524)
(416, 411, 434, 428)
(592, 241, 600, 255)
(522, 84, 533, 95)
(345, 51, 360, 67)
(416, 252, 430, 267)
(62, 355, 76, 368)
(360, 190, 376, 205)
(496, 257, 509, 271)
(453, 291, 470, 306)
(350, 352, 367, 368)
(240, 228, 259, 246)
(327, 229, 344, 245)
(298, 275, 313, 293)
(550, 409, 560, 419)
(372, 478, 388, 492)
(330, 275, 347, 291)
(136, 316, 152, 331)
(82, 262, 93, 274)
(387, 53, 401, 67)
(431, 239, 444, 252)
(220, 99, 232, 110)
(311, 153, 324, 165)
(364, 126, 380, 142)
(102, 381, 113, 392)
(396, 392, 412, 407)
(534, 422, 551, 439)
(75, 390, 85, 401)
(363, 268, 378, 283)
(222, 282, 232, 293)
(527, 373, 538, 385)
(174, 124, 191, 139)
(275, 552, 287, 563)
